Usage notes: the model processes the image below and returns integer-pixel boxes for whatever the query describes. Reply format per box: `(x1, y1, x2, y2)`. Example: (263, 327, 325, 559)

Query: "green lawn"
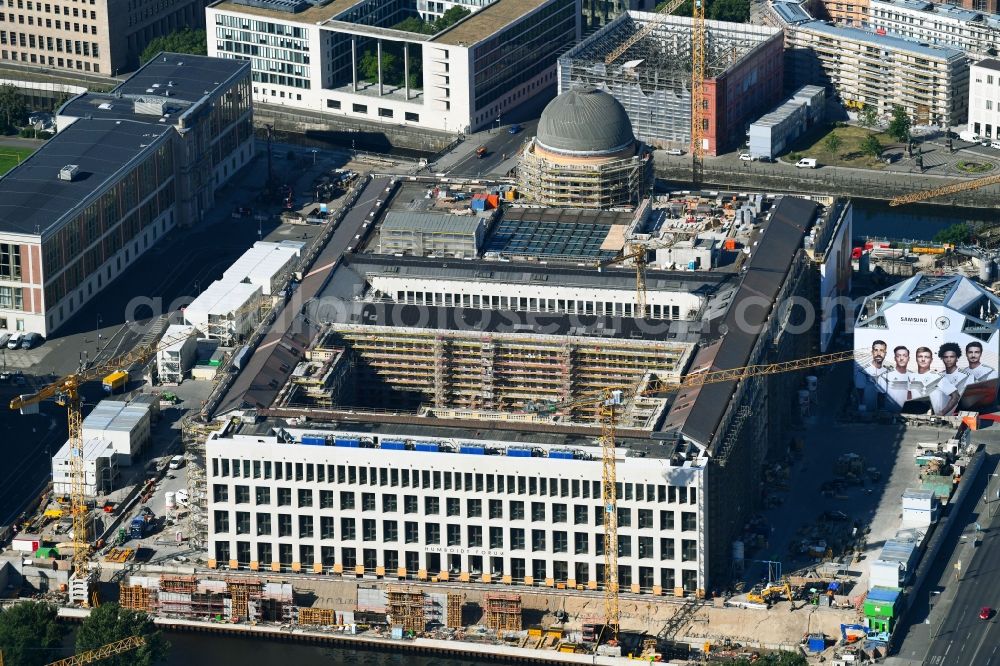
(0, 147, 37, 176)
(786, 124, 897, 170)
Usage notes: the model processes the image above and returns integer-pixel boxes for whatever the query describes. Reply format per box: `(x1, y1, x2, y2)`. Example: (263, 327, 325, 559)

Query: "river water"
(161, 631, 479, 666)
(851, 199, 1000, 241)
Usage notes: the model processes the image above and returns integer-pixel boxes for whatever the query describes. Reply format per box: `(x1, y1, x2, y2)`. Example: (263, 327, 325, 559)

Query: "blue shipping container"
(507, 448, 531, 458)
(301, 435, 327, 446)
(334, 438, 360, 448)
(414, 442, 440, 453)
(460, 445, 485, 455)
(549, 450, 574, 460)
(381, 440, 407, 451)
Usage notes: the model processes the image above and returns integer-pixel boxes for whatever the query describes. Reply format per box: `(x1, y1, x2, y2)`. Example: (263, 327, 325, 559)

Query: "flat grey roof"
(798, 20, 966, 60)
(114, 52, 249, 104)
(382, 211, 485, 235)
(678, 197, 819, 450)
(433, 0, 548, 46)
(975, 58, 1000, 72)
(0, 119, 171, 237)
(340, 253, 730, 293)
(873, 0, 1000, 29)
(59, 92, 192, 126)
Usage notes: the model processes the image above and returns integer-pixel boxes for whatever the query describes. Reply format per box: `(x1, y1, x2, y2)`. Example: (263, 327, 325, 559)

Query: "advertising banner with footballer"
(854, 306, 999, 415)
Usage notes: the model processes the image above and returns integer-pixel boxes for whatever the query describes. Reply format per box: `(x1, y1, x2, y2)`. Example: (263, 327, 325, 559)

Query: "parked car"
(739, 152, 754, 161)
(796, 158, 818, 168)
(508, 124, 522, 134)
(6, 332, 23, 349)
(20, 333, 42, 349)
(168, 455, 185, 470)
(665, 148, 684, 156)
(991, 141, 1000, 150)
(757, 155, 774, 163)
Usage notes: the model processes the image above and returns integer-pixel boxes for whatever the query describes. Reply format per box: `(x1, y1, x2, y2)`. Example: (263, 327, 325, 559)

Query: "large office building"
(0, 53, 253, 337)
(868, 0, 1000, 61)
(558, 11, 784, 155)
(206, 0, 579, 134)
(0, 0, 210, 74)
(818, 0, 1000, 26)
(198, 165, 854, 593)
(770, 1, 969, 125)
(968, 58, 1000, 140)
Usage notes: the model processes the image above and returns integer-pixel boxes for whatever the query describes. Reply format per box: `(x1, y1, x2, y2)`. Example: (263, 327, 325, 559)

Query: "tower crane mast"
(9, 330, 193, 592)
(546, 348, 865, 641)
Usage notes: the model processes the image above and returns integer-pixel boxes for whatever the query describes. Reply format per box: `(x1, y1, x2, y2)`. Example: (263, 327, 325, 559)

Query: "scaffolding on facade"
(226, 577, 264, 623)
(387, 586, 427, 633)
(298, 607, 338, 626)
(446, 593, 462, 629)
(558, 12, 778, 147)
(119, 585, 152, 612)
(484, 594, 523, 632)
(325, 325, 688, 425)
(517, 146, 650, 209)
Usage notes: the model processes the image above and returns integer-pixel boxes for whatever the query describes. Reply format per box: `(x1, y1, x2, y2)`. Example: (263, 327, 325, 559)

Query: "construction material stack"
(484, 593, 523, 632)
(387, 586, 427, 634)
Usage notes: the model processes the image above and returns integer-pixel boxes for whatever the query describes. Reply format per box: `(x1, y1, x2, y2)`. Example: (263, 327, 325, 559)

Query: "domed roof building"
(518, 88, 651, 209)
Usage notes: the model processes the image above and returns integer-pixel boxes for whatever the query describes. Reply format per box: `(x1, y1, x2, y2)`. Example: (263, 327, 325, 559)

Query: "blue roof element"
(867, 587, 902, 602)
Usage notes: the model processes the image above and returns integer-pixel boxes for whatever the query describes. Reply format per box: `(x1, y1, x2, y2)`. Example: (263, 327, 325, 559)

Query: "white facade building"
(206, 423, 707, 595)
(83, 400, 152, 465)
(222, 241, 303, 296)
(206, 0, 579, 134)
(156, 324, 201, 385)
(869, 0, 1000, 61)
(968, 58, 1000, 139)
(367, 274, 703, 320)
(52, 438, 116, 497)
(184, 280, 262, 345)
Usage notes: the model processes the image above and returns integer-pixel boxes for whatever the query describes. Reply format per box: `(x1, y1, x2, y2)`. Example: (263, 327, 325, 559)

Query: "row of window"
(392, 289, 683, 320)
(215, 13, 307, 40)
(0, 30, 98, 57)
(212, 514, 697, 560)
(210, 459, 697, 505)
(212, 541, 699, 591)
(0, 49, 97, 70)
(323, 98, 420, 122)
(2, 13, 97, 33)
(211, 486, 698, 530)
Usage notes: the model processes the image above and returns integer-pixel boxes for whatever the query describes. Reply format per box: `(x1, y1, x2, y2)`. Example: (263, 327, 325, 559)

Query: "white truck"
(959, 130, 980, 143)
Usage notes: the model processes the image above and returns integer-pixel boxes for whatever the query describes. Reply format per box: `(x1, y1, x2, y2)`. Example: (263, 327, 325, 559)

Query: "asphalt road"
(890, 437, 1000, 666)
(922, 492, 1000, 666)
(440, 119, 538, 177)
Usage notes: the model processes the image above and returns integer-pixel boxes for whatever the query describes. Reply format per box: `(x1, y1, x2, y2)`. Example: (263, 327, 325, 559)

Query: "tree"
(824, 132, 843, 156)
(359, 49, 401, 85)
(888, 105, 912, 142)
(655, 0, 749, 22)
(76, 603, 168, 666)
(0, 83, 27, 134)
(393, 16, 435, 35)
(139, 28, 207, 65)
(858, 104, 879, 129)
(0, 601, 66, 666)
(434, 6, 471, 31)
(860, 133, 883, 158)
(934, 222, 972, 245)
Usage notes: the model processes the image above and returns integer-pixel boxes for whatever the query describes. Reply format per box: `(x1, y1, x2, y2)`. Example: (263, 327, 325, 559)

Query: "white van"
(6, 332, 22, 349)
(991, 141, 1000, 150)
(959, 130, 980, 143)
(796, 158, 817, 169)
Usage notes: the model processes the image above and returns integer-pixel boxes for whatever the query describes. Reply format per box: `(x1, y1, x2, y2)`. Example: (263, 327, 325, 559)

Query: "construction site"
(558, 10, 784, 154)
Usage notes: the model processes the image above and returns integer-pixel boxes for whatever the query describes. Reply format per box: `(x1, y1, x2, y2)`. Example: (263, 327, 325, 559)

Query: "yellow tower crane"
(889, 171, 1000, 207)
(603, 0, 687, 66)
(598, 245, 649, 314)
(543, 349, 866, 642)
(691, 0, 708, 182)
(44, 636, 146, 666)
(0, 635, 145, 666)
(9, 330, 193, 592)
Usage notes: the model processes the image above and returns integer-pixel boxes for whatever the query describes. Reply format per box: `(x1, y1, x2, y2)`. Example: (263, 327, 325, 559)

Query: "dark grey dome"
(536, 88, 635, 156)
